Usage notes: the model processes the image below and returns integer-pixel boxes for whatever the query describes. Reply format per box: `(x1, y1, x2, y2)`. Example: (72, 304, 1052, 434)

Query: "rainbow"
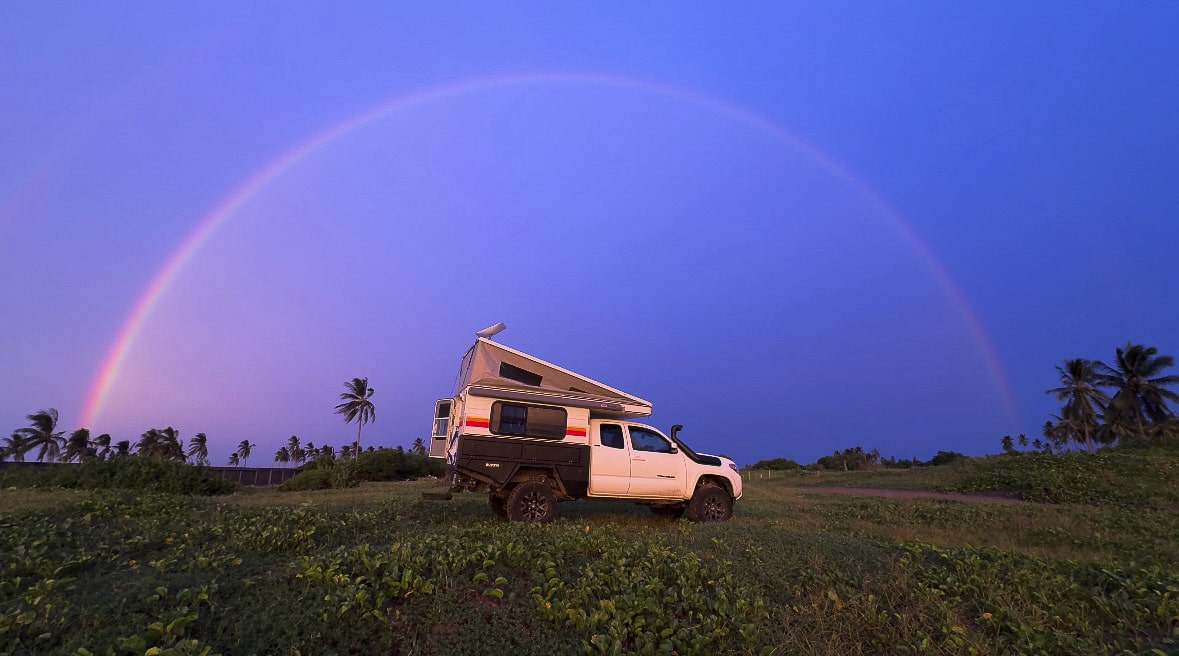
(80, 72, 1021, 429)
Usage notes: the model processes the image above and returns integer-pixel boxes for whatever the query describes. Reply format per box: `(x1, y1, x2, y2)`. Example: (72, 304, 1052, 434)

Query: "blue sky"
(2, 3, 1177, 466)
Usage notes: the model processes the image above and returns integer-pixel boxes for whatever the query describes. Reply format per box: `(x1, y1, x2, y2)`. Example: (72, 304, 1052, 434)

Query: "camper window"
(499, 362, 543, 387)
(490, 401, 567, 440)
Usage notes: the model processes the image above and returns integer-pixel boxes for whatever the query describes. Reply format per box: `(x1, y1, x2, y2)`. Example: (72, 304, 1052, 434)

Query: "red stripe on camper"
(566, 427, 587, 437)
(465, 417, 490, 428)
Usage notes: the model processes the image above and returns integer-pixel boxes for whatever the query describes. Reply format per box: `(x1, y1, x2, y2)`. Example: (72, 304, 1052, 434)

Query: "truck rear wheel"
(506, 482, 558, 523)
(688, 484, 733, 522)
(488, 494, 508, 518)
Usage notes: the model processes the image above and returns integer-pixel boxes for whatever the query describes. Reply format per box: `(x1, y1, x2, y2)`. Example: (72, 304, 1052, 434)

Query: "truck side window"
(629, 427, 673, 453)
(599, 424, 624, 449)
(489, 402, 567, 440)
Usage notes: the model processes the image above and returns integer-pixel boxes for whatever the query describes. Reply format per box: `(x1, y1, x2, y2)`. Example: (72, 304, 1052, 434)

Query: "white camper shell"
(430, 336, 742, 522)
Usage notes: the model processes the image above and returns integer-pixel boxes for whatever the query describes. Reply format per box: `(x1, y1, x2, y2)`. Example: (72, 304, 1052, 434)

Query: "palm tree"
(286, 435, 305, 465)
(18, 409, 65, 462)
(335, 377, 375, 460)
(411, 437, 427, 455)
(2, 432, 30, 462)
(339, 444, 353, 461)
(93, 433, 112, 461)
(187, 433, 209, 466)
(157, 427, 184, 461)
(136, 429, 162, 459)
(1096, 343, 1179, 442)
(275, 446, 291, 467)
(1000, 435, 1014, 453)
(1046, 415, 1077, 452)
(1148, 416, 1179, 443)
(63, 428, 91, 463)
(236, 440, 255, 466)
(113, 440, 131, 458)
(1046, 358, 1108, 453)
(1017, 434, 1029, 448)
(228, 453, 240, 467)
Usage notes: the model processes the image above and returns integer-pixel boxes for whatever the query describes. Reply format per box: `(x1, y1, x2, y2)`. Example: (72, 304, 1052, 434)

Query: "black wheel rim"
(520, 490, 551, 521)
(701, 492, 727, 521)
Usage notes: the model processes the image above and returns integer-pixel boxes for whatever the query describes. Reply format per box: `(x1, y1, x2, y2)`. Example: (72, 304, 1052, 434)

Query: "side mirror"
(669, 447, 679, 454)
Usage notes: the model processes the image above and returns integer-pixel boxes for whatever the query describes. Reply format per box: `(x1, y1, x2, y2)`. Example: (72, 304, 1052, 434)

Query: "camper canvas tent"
(455, 338, 653, 419)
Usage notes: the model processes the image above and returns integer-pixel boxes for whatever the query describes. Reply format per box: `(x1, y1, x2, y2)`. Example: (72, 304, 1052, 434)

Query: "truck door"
(429, 399, 452, 458)
(587, 423, 630, 496)
(626, 425, 686, 498)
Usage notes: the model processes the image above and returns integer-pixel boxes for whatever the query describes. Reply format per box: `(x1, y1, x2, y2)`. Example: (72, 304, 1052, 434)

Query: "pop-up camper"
(429, 325, 741, 522)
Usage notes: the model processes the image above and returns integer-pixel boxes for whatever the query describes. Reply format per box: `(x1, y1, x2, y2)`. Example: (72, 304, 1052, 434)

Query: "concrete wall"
(206, 466, 297, 486)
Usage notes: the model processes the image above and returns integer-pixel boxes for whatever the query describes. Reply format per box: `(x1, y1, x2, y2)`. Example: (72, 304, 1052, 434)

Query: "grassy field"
(2, 458, 1178, 655)
(753, 446, 1179, 509)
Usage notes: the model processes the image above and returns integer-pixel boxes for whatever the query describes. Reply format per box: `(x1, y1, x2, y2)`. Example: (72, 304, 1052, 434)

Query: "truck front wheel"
(688, 484, 733, 522)
(506, 482, 558, 523)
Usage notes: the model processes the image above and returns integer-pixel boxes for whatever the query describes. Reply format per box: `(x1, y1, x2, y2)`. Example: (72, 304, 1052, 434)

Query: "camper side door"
(428, 399, 452, 459)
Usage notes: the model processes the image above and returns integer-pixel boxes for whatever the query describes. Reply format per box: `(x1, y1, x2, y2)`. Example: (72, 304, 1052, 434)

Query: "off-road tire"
(488, 494, 508, 518)
(688, 484, 733, 522)
(506, 481, 558, 523)
(650, 504, 685, 519)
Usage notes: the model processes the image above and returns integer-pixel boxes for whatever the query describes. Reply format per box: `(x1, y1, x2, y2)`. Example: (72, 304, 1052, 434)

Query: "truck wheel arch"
(694, 475, 733, 498)
(508, 467, 568, 498)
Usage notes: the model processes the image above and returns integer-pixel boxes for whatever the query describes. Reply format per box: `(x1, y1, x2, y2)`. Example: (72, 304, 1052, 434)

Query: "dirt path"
(787, 486, 1029, 505)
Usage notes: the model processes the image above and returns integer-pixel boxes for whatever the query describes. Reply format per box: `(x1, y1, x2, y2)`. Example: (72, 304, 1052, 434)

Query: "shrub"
(330, 459, 359, 489)
(0, 464, 51, 488)
(0, 458, 235, 495)
(926, 450, 966, 467)
(280, 468, 333, 491)
(355, 448, 445, 482)
(747, 457, 802, 471)
(281, 459, 360, 491)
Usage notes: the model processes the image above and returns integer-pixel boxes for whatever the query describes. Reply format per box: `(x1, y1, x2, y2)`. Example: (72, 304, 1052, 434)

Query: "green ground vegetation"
(753, 444, 1179, 509)
(3, 461, 1177, 656)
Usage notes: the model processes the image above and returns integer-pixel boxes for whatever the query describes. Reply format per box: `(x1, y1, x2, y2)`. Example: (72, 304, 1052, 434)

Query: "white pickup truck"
(430, 328, 742, 522)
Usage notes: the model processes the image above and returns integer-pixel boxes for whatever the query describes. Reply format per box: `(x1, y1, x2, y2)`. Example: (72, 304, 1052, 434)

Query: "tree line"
(2, 411, 276, 467)
(745, 342, 1178, 472)
(746, 446, 966, 472)
(1, 375, 405, 467)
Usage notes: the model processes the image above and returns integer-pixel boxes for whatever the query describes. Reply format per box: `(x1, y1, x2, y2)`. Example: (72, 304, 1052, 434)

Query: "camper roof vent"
(476, 322, 507, 339)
